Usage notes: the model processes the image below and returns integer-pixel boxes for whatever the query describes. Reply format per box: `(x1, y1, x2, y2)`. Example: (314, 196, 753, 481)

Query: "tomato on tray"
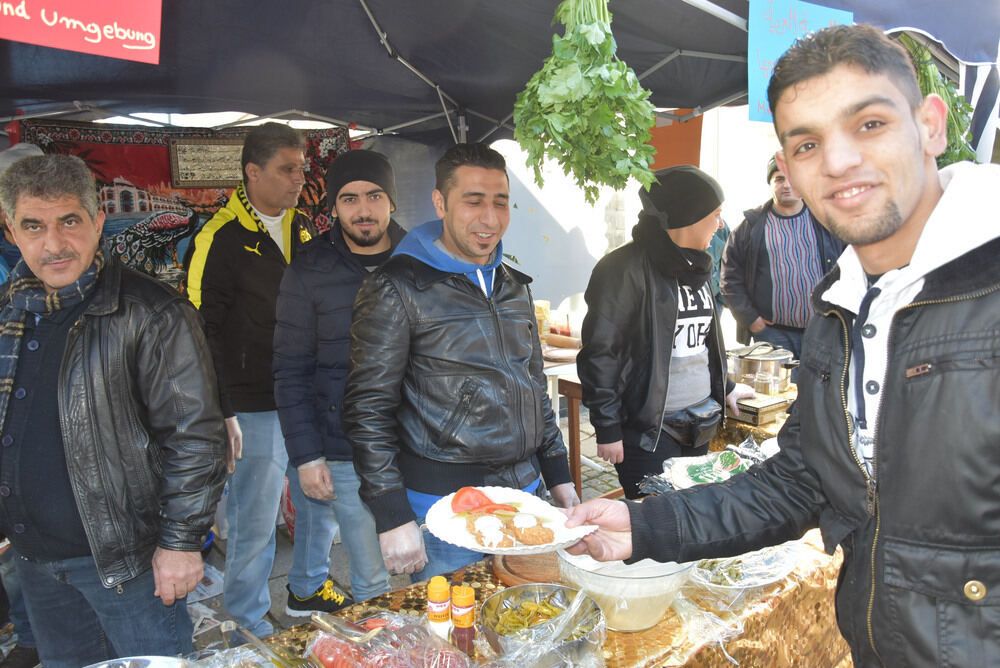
(451, 487, 517, 514)
(473, 502, 517, 514)
(451, 486, 493, 512)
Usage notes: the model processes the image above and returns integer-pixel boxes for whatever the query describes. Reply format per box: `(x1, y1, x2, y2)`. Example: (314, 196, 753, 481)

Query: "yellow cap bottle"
(426, 575, 452, 640)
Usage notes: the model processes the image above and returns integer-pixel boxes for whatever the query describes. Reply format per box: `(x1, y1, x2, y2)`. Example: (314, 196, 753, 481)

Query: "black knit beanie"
(766, 155, 779, 184)
(325, 150, 397, 210)
(638, 165, 724, 230)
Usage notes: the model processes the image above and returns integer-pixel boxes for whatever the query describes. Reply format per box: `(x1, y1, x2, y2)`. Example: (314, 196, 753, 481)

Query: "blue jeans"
(411, 520, 483, 583)
(0, 547, 35, 648)
(15, 554, 192, 667)
(752, 325, 804, 360)
(225, 410, 287, 637)
(286, 461, 390, 602)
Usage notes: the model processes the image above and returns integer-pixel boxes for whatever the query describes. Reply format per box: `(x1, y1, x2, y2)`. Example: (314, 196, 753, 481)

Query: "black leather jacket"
(578, 220, 731, 450)
(57, 260, 226, 587)
(343, 255, 572, 533)
(627, 235, 1000, 667)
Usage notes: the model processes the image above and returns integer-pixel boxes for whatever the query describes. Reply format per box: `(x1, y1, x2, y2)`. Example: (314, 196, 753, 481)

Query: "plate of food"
(425, 486, 597, 555)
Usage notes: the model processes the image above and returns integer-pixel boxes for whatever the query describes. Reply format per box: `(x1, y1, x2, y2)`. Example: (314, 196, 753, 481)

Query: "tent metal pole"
(0, 107, 90, 124)
(638, 51, 682, 80)
(358, 0, 460, 108)
(358, 0, 506, 138)
(678, 0, 748, 32)
(639, 49, 745, 82)
(211, 109, 376, 133)
(655, 88, 748, 124)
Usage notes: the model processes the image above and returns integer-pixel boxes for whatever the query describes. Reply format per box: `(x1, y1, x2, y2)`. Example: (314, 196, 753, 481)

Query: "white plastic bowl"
(557, 550, 693, 632)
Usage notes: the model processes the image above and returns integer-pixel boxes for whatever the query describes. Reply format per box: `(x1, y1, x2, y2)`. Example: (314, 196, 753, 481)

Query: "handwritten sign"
(0, 0, 161, 64)
(747, 0, 853, 123)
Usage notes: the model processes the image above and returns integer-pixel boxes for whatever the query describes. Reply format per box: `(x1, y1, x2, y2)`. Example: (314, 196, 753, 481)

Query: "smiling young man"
(184, 123, 318, 636)
(0, 154, 225, 666)
(343, 143, 579, 580)
(564, 24, 1000, 667)
(273, 150, 406, 615)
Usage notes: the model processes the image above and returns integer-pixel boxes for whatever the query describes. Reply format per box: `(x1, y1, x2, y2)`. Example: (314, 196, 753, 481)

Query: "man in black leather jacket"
(565, 25, 1000, 667)
(0, 154, 226, 666)
(344, 143, 578, 580)
(578, 166, 753, 498)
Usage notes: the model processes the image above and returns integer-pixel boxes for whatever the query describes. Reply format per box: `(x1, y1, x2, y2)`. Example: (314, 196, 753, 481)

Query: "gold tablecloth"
(271, 529, 850, 667)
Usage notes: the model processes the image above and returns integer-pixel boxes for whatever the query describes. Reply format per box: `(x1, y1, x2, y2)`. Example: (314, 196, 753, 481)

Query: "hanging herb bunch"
(514, 0, 657, 204)
(898, 33, 977, 167)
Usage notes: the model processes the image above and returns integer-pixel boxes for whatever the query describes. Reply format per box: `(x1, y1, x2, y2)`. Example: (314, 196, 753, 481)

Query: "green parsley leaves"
(514, 0, 657, 203)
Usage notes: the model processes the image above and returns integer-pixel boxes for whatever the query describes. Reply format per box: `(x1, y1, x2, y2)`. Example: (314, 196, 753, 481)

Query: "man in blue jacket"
(274, 150, 403, 614)
(344, 143, 579, 580)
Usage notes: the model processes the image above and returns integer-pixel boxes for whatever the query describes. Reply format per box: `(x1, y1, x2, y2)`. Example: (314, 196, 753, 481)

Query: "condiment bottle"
(450, 585, 476, 656)
(426, 576, 452, 640)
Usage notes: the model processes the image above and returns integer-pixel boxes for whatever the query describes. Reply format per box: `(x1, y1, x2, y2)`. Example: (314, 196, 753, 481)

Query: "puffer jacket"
(721, 200, 843, 344)
(627, 234, 1000, 667)
(343, 255, 572, 533)
(578, 217, 731, 450)
(59, 259, 226, 587)
(273, 220, 406, 467)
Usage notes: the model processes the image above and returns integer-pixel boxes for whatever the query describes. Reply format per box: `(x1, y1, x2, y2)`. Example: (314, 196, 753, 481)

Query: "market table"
(269, 529, 850, 667)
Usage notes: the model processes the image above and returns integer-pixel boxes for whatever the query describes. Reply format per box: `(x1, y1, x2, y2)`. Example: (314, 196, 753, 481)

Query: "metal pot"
(727, 343, 797, 394)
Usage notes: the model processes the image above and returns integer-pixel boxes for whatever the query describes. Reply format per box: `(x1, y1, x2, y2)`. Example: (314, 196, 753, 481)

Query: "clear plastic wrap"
(476, 584, 606, 668)
(306, 612, 472, 668)
(638, 435, 774, 496)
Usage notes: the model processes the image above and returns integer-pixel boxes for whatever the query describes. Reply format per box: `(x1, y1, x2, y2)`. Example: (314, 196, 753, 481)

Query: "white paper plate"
(425, 486, 597, 555)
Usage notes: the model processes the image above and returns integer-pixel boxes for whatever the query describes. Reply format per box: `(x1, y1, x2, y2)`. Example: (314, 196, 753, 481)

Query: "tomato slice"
(473, 502, 517, 514)
(451, 486, 494, 513)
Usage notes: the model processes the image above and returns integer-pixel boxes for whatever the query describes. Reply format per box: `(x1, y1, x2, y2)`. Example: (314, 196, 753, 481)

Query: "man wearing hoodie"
(344, 143, 579, 579)
(274, 150, 404, 615)
(578, 166, 754, 499)
(565, 24, 1000, 667)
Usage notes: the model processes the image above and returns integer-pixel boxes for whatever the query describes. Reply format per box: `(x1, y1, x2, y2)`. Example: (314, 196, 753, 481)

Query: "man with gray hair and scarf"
(0, 153, 226, 666)
(578, 165, 754, 498)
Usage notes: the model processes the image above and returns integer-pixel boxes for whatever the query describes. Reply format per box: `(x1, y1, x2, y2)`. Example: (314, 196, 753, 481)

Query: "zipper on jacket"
(827, 308, 885, 665)
(650, 278, 681, 453)
(486, 292, 528, 462)
(62, 318, 129, 588)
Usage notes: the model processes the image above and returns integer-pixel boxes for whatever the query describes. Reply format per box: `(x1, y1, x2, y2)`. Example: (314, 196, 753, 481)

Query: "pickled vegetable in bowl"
(480, 583, 605, 664)
(557, 550, 693, 632)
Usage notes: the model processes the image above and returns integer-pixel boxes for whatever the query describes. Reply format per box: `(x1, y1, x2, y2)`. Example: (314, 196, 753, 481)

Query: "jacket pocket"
(880, 538, 1000, 667)
(319, 367, 349, 438)
(437, 377, 482, 447)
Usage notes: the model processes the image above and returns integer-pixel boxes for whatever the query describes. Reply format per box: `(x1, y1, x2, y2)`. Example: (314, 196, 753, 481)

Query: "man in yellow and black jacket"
(183, 123, 318, 637)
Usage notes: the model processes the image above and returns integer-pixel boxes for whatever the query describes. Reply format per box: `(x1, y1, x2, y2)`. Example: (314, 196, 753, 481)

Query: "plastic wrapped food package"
(305, 612, 472, 668)
(477, 583, 606, 667)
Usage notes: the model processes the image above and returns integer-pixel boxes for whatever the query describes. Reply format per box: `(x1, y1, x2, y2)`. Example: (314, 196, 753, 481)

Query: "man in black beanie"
(577, 165, 754, 498)
(273, 149, 406, 614)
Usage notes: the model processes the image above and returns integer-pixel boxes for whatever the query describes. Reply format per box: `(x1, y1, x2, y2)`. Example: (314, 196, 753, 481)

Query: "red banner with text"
(0, 0, 161, 64)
